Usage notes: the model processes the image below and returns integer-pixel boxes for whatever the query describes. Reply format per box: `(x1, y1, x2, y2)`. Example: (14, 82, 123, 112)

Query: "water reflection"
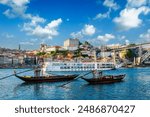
(1, 67, 150, 100)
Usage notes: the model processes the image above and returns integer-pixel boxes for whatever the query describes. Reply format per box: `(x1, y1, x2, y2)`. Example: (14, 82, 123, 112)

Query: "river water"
(0, 67, 150, 100)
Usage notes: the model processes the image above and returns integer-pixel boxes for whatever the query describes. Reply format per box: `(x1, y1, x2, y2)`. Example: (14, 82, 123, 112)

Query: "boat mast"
(113, 49, 116, 65)
(94, 50, 97, 70)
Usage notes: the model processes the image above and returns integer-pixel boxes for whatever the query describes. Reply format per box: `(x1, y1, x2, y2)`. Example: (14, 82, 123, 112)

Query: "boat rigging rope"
(58, 71, 92, 87)
(0, 69, 34, 81)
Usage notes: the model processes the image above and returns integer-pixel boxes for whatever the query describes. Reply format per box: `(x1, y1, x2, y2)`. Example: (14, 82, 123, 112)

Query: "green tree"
(36, 52, 46, 56)
(125, 49, 134, 59)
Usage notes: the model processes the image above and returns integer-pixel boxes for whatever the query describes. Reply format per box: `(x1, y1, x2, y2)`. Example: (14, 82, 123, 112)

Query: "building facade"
(64, 38, 79, 51)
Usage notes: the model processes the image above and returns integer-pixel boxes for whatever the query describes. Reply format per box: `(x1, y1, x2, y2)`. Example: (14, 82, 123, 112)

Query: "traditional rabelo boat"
(14, 72, 78, 83)
(81, 74, 125, 84)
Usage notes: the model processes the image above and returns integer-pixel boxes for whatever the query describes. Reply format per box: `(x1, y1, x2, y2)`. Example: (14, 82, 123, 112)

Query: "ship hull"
(44, 61, 119, 73)
(15, 74, 78, 83)
(81, 74, 125, 84)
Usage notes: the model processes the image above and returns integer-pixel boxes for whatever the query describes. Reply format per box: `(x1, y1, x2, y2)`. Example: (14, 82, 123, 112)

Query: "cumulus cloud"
(70, 32, 83, 39)
(94, 9, 111, 20)
(103, 0, 119, 10)
(87, 33, 115, 45)
(12, 0, 29, 6)
(113, 6, 150, 31)
(22, 18, 62, 39)
(70, 24, 96, 39)
(0, 0, 63, 39)
(139, 29, 150, 42)
(82, 24, 96, 36)
(94, 0, 119, 20)
(0, 0, 29, 18)
(113, 0, 150, 31)
(127, 0, 147, 8)
(97, 33, 115, 42)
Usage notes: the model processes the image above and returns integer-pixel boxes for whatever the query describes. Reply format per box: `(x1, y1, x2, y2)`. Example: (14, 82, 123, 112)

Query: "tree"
(125, 49, 135, 59)
(36, 52, 46, 56)
(128, 43, 136, 47)
(84, 41, 90, 45)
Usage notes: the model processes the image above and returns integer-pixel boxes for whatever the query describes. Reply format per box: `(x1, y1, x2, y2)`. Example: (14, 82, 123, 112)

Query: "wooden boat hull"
(15, 74, 78, 83)
(81, 74, 125, 84)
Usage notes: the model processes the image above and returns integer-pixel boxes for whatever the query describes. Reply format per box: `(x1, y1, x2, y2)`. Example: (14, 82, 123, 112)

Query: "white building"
(45, 46, 65, 52)
(0, 55, 13, 65)
(64, 38, 79, 51)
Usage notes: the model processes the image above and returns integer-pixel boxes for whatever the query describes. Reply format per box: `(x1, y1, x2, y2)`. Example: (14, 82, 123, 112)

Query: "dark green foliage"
(125, 49, 134, 58)
(36, 52, 46, 56)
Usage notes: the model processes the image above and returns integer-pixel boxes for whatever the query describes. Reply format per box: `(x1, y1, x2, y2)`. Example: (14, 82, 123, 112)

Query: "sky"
(0, 0, 150, 50)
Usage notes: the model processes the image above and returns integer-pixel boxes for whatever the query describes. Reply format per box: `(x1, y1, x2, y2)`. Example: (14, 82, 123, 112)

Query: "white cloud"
(82, 24, 96, 36)
(70, 32, 83, 39)
(125, 40, 130, 45)
(0, 0, 8, 4)
(3, 9, 16, 18)
(120, 35, 126, 40)
(70, 24, 96, 39)
(94, 9, 111, 19)
(139, 29, 150, 42)
(107, 43, 121, 47)
(113, 6, 150, 30)
(46, 19, 62, 29)
(0, 0, 29, 18)
(22, 18, 62, 39)
(2, 33, 14, 38)
(12, 0, 29, 7)
(25, 15, 46, 26)
(127, 0, 147, 8)
(97, 33, 115, 42)
(94, 0, 118, 20)
(20, 41, 34, 45)
(87, 33, 115, 45)
(103, 0, 119, 10)
(0, 0, 63, 39)
(6, 34, 14, 38)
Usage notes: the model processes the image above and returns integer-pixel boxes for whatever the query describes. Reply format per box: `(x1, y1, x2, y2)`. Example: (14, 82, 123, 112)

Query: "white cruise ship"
(43, 61, 120, 73)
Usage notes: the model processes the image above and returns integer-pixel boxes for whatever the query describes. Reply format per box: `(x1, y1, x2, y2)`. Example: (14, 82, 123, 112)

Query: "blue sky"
(0, 0, 150, 50)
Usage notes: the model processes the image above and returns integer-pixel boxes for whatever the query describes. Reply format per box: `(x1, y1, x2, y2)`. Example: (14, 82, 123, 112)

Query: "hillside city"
(0, 38, 150, 68)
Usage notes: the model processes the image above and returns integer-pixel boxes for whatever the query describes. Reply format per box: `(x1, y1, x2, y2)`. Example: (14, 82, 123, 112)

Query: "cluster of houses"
(0, 38, 150, 68)
(38, 38, 121, 62)
(0, 48, 37, 68)
(37, 38, 150, 65)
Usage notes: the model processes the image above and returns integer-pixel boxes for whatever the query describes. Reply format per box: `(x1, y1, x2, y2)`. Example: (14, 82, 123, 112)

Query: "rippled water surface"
(0, 67, 150, 100)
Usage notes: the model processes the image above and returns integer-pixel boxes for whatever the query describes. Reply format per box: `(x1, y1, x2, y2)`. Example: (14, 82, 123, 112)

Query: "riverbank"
(0, 64, 150, 69)
(0, 65, 35, 69)
(124, 64, 150, 68)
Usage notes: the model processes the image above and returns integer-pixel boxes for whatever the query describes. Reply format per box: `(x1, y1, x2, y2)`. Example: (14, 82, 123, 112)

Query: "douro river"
(0, 67, 150, 100)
